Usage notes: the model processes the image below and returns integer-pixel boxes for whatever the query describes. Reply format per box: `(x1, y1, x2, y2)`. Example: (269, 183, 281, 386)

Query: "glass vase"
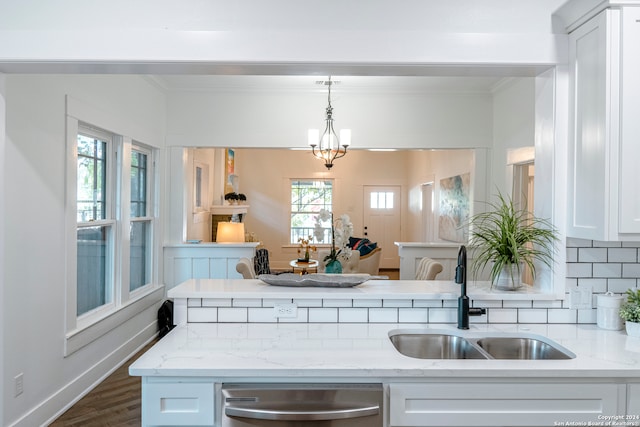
(325, 259, 343, 274)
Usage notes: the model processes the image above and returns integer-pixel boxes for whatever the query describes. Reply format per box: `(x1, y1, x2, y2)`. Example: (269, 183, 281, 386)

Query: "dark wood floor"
(49, 269, 399, 426)
(49, 339, 157, 427)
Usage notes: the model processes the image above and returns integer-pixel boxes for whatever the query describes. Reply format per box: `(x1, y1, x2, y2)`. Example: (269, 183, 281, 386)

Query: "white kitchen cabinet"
(389, 382, 625, 427)
(142, 378, 215, 426)
(629, 384, 640, 415)
(567, 6, 640, 241)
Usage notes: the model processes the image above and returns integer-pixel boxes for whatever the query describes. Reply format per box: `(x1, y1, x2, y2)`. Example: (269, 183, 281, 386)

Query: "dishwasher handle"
(225, 403, 380, 421)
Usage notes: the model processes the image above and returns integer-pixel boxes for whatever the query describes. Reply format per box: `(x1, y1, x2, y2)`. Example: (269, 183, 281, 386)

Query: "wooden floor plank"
(49, 339, 157, 426)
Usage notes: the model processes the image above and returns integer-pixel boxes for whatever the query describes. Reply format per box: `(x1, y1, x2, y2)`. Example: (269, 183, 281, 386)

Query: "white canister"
(597, 292, 624, 330)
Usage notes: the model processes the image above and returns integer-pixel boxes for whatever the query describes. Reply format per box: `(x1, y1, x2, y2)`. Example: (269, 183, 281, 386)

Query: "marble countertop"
(167, 278, 558, 301)
(129, 322, 640, 379)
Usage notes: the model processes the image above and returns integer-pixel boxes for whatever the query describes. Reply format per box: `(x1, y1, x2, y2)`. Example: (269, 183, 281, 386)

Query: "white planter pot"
(626, 321, 640, 337)
(493, 263, 523, 291)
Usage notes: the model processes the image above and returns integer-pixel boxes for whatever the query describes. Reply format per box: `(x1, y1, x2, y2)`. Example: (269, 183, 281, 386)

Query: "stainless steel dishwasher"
(221, 383, 383, 426)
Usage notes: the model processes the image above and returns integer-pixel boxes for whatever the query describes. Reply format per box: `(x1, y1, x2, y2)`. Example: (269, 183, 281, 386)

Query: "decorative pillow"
(348, 237, 378, 256)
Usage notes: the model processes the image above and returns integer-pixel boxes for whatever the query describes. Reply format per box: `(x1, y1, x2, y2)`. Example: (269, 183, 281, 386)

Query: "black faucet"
(455, 245, 486, 329)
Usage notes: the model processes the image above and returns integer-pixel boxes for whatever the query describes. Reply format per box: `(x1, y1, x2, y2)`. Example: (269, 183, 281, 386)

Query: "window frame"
(289, 179, 334, 245)
(65, 97, 163, 356)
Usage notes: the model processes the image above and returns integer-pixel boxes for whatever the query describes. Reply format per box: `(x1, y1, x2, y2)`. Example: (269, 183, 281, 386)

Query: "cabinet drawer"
(143, 381, 214, 426)
(389, 383, 624, 427)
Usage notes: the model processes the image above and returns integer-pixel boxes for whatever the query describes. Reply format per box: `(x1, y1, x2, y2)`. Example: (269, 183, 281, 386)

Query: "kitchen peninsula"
(130, 278, 640, 426)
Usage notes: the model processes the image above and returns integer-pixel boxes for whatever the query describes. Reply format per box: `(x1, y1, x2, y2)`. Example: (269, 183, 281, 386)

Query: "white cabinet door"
(389, 382, 624, 427)
(567, 9, 617, 241)
(567, 7, 640, 240)
(618, 7, 640, 233)
(628, 384, 640, 415)
(142, 379, 215, 426)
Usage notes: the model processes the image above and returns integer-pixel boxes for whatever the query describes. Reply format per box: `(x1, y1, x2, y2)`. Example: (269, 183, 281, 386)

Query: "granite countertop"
(129, 322, 640, 379)
(167, 278, 558, 301)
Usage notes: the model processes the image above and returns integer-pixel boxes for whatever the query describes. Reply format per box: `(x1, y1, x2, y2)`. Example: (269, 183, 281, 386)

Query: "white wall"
(491, 78, 537, 195)
(232, 148, 481, 270)
(405, 150, 478, 243)
(2, 75, 166, 426)
(166, 88, 494, 150)
(0, 1, 566, 73)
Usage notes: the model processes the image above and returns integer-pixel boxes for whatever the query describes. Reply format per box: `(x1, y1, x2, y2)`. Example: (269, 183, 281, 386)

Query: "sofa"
(316, 246, 382, 276)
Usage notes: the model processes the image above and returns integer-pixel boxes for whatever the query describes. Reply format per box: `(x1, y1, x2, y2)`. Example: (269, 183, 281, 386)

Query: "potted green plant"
(619, 289, 640, 337)
(468, 192, 558, 290)
(224, 192, 239, 204)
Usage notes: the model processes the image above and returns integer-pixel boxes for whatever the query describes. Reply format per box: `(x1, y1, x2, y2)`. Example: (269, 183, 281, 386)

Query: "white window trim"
(65, 96, 163, 356)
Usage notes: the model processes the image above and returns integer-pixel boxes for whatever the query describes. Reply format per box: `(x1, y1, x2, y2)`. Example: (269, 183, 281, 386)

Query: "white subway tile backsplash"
(189, 307, 218, 323)
(593, 263, 622, 278)
(338, 308, 368, 323)
(232, 298, 261, 307)
(607, 279, 638, 293)
(262, 298, 293, 307)
(608, 248, 637, 263)
(369, 308, 398, 323)
(323, 299, 352, 308)
(309, 308, 338, 323)
(398, 308, 428, 323)
(566, 247, 578, 263)
(578, 248, 608, 263)
(488, 309, 518, 323)
(566, 237, 593, 247)
(294, 298, 323, 307)
(203, 298, 232, 307)
(548, 308, 577, 323)
(218, 307, 248, 322)
(443, 300, 458, 308)
(592, 240, 621, 248)
(577, 308, 597, 324)
(188, 298, 202, 307)
(566, 263, 592, 278)
(577, 278, 607, 293)
(474, 300, 502, 308)
(279, 308, 309, 323)
(383, 299, 412, 308)
(533, 300, 562, 309)
(518, 309, 547, 323)
(503, 300, 533, 308)
(429, 308, 456, 323)
(622, 263, 640, 278)
(353, 299, 382, 308)
(248, 308, 277, 323)
(413, 300, 443, 308)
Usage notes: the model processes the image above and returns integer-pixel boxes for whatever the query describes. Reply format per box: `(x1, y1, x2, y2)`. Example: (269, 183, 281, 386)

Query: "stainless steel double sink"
(389, 329, 576, 360)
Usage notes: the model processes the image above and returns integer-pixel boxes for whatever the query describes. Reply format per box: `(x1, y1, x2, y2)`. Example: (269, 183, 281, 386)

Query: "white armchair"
(316, 250, 360, 273)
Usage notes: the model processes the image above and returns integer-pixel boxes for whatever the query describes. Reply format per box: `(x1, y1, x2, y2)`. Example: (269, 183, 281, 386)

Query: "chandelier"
(308, 77, 351, 170)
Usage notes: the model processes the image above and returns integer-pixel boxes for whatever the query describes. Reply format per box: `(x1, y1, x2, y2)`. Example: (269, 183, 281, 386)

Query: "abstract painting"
(438, 173, 470, 243)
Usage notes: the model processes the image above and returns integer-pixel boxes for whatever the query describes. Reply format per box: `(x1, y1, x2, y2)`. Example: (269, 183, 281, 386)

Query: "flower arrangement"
(314, 209, 353, 266)
(619, 289, 640, 324)
(297, 235, 316, 262)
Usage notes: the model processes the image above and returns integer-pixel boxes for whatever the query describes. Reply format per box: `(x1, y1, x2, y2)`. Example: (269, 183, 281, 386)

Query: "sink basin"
(475, 337, 574, 360)
(389, 333, 487, 359)
(388, 330, 576, 360)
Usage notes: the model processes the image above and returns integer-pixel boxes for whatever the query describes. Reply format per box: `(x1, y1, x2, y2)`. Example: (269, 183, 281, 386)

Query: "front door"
(363, 186, 401, 269)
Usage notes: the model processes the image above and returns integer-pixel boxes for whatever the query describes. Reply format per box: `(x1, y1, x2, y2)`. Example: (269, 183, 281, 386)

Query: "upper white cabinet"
(566, 5, 640, 240)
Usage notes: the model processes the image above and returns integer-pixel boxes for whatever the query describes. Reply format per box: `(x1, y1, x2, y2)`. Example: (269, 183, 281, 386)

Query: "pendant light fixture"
(308, 77, 351, 170)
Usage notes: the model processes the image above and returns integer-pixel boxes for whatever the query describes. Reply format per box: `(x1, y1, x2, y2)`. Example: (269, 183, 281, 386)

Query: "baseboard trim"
(9, 319, 158, 427)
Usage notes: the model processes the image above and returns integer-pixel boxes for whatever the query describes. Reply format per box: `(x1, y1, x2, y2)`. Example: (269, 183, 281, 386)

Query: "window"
(65, 97, 163, 356)
(76, 129, 115, 316)
(130, 146, 153, 292)
(370, 191, 394, 209)
(290, 180, 333, 244)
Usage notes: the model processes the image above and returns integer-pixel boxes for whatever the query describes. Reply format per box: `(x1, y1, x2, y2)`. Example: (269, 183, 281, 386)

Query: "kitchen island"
(129, 278, 640, 426)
